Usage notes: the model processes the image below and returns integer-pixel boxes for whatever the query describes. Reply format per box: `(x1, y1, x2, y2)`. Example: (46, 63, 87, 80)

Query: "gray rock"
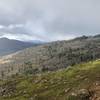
(77, 89, 90, 100)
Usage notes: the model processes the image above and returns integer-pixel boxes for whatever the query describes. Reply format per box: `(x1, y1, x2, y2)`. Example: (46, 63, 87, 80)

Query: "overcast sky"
(0, 0, 100, 41)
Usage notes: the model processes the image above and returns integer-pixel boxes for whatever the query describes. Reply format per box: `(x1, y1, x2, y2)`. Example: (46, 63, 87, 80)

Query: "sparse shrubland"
(0, 35, 100, 77)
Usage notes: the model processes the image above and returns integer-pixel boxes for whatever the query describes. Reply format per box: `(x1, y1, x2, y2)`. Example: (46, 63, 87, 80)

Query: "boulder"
(77, 89, 90, 100)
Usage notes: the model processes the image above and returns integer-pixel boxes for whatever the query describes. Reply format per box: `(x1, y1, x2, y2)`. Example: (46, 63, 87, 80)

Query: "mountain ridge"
(0, 35, 100, 100)
(0, 34, 100, 78)
(0, 37, 42, 56)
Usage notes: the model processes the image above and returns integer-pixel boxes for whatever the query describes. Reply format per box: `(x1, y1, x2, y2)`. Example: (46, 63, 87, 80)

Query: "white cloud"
(8, 24, 24, 29)
(1, 33, 40, 41)
(0, 25, 5, 29)
(0, 24, 24, 30)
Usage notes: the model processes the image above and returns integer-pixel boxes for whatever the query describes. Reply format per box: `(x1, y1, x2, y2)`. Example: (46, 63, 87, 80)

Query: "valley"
(0, 0, 100, 100)
(0, 35, 100, 78)
(0, 35, 100, 100)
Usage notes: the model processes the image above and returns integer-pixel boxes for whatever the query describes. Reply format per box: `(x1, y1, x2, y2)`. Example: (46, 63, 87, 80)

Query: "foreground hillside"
(0, 35, 100, 77)
(0, 59, 100, 100)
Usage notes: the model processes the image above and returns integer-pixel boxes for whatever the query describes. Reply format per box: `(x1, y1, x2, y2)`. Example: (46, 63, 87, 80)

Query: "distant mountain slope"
(0, 35, 100, 77)
(0, 38, 41, 56)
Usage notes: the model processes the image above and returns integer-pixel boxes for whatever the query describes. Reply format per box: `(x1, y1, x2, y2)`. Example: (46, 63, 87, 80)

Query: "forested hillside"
(0, 35, 100, 78)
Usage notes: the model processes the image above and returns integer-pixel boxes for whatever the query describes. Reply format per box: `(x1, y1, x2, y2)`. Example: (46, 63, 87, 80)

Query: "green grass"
(0, 59, 100, 100)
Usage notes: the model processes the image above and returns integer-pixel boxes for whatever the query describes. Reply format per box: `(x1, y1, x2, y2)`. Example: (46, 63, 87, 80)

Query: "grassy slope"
(0, 59, 100, 100)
